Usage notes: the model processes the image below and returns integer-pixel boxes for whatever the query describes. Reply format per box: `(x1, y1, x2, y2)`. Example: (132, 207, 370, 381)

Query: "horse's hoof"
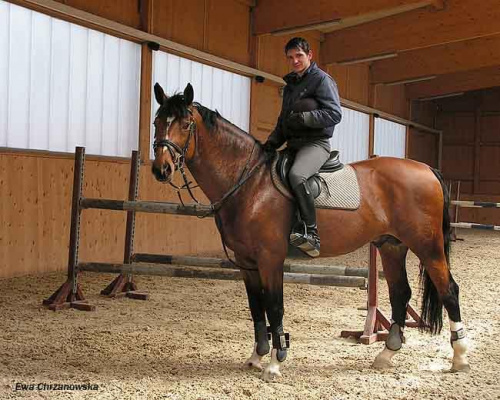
(261, 366, 282, 382)
(372, 357, 395, 370)
(244, 359, 264, 371)
(450, 363, 471, 373)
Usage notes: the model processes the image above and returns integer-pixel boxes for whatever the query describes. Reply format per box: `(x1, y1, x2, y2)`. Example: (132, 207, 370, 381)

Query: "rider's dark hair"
(284, 37, 311, 54)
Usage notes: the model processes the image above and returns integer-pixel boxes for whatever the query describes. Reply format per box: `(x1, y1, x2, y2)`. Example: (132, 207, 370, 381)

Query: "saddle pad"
(271, 158, 361, 210)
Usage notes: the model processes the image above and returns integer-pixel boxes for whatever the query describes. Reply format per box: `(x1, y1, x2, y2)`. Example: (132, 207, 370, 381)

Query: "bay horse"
(151, 82, 470, 381)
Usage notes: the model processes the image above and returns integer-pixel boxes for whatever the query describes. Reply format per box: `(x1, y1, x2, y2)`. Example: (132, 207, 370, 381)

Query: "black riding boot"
(290, 181, 320, 257)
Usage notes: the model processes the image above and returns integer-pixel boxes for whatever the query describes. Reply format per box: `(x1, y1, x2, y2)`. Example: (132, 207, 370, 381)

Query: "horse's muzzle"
(151, 164, 171, 182)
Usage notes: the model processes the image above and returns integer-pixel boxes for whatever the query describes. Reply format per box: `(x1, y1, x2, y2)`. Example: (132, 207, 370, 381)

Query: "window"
(151, 51, 251, 158)
(0, 1, 141, 157)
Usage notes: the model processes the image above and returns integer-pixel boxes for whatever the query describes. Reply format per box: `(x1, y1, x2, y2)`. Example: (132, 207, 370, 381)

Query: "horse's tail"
(419, 167, 451, 334)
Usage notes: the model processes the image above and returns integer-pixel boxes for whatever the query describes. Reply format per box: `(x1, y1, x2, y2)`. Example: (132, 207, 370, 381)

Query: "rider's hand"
(286, 111, 305, 130)
(262, 141, 277, 154)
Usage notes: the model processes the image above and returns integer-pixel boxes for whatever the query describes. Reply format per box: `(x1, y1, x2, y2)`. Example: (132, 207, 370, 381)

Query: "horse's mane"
(157, 93, 254, 141)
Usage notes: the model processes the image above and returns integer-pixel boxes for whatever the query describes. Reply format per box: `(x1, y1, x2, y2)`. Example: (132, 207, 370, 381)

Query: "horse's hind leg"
(241, 270, 270, 371)
(372, 239, 411, 369)
(419, 255, 470, 372)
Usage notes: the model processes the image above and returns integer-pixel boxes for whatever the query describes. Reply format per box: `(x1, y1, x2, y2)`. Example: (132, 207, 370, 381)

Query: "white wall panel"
(49, 18, 71, 152)
(152, 51, 251, 158)
(0, 1, 141, 156)
(30, 12, 52, 150)
(374, 118, 406, 158)
(330, 107, 370, 164)
(7, 4, 31, 149)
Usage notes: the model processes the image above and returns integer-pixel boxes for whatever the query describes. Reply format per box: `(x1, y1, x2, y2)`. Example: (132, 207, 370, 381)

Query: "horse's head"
(151, 82, 196, 182)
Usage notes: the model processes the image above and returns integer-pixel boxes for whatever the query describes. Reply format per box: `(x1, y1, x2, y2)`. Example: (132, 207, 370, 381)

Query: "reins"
(153, 107, 267, 271)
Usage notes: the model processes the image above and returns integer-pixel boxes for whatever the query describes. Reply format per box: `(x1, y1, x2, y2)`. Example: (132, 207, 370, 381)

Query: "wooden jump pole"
(79, 262, 367, 288)
(132, 253, 371, 278)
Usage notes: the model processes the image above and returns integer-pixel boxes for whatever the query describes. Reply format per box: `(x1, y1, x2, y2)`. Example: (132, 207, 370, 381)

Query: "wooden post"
(99, 150, 149, 300)
(368, 113, 375, 157)
(340, 243, 423, 344)
(139, 44, 154, 164)
(42, 147, 94, 311)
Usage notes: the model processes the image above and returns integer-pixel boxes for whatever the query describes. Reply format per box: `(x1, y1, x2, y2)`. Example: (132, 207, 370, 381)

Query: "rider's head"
(285, 37, 312, 76)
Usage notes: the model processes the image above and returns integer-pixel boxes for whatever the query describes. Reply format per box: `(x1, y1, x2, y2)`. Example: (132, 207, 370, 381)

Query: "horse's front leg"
(259, 258, 287, 382)
(241, 269, 269, 371)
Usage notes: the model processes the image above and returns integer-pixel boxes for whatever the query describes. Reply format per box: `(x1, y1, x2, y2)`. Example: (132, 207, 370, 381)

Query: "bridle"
(153, 109, 196, 177)
(153, 109, 200, 204)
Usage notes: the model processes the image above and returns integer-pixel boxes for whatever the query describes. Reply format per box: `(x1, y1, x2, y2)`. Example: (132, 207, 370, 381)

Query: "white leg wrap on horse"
(373, 347, 398, 369)
(244, 343, 264, 371)
(450, 321, 470, 372)
(261, 349, 282, 382)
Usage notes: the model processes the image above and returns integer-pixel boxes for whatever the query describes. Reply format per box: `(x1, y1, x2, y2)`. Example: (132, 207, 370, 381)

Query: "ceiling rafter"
(321, 0, 500, 65)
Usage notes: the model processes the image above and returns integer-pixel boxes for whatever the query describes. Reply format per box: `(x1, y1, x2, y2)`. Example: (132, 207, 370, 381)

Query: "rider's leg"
(288, 143, 330, 257)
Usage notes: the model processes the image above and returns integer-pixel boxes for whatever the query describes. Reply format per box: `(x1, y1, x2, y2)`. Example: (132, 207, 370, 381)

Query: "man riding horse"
(263, 37, 342, 257)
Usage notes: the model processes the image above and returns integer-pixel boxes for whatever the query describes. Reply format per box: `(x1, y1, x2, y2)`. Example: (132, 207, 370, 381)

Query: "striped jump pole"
(451, 200, 500, 209)
(451, 222, 500, 231)
(79, 262, 367, 288)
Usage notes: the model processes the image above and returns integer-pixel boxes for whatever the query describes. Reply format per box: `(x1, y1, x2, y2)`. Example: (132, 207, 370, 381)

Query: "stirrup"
(289, 222, 320, 258)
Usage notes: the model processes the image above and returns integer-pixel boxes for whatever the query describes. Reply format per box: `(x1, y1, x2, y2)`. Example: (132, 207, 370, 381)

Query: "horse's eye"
(182, 121, 190, 130)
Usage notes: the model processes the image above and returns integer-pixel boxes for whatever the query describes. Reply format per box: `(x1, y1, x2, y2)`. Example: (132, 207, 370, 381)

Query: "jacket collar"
(283, 62, 318, 84)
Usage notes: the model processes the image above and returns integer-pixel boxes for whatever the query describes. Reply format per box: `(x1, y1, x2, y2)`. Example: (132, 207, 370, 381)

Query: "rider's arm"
(302, 76, 342, 130)
(265, 112, 286, 149)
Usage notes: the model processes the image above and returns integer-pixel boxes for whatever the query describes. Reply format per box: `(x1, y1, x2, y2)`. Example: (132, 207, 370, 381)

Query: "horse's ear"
(184, 83, 194, 106)
(154, 83, 167, 105)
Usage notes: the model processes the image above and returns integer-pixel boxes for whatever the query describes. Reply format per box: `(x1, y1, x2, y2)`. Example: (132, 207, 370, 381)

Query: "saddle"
(271, 149, 361, 211)
(276, 149, 344, 198)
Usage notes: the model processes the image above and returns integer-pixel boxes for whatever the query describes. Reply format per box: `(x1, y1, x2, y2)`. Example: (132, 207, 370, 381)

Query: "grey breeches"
(288, 142, 330, 189)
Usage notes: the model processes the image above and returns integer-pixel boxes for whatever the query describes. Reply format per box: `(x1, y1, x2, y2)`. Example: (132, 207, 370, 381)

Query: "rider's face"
(286, 48, 312, 75)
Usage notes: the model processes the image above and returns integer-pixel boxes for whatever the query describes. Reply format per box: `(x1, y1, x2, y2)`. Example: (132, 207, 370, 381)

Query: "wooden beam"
(406, 66, 500, 99)
(322, 0, 500, 65)
(7, 0, 283, 85)
(253, 0, 435, 35)
(474, 102, 481, 193)
(138, 44, 153, 164)
(371, 34, 500, 84)
(138, 0, 153, 163)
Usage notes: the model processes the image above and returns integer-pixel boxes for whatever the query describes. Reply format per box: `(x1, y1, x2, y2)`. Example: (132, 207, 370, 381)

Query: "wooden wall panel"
(436, 88, 500, 207)
(327, 64, 369, 106)
(480, 114, 500, 143)
(410, 100, 437, 128)
(372, 84, 408, 119)
(206, 0, 250, 65)
(479, 146, 500, 181)
(0, 153, 223, 279)
(152, 0, 205, 50)
(255, 31, 322, 78)
(439, 113, 475, 145)
(441, 145, 474, 181)
(55, 0, 141, 28)
(250, 80, 282, 142)
(407, 128, 438, 167)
